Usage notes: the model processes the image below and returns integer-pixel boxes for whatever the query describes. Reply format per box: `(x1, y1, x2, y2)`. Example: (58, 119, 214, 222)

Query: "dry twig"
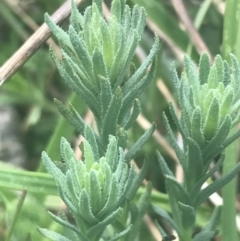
(143, 215, 163, 241)
(171, 0, 211, 57)
(0, 0, 84, 85)
(146, 18, 185, 61)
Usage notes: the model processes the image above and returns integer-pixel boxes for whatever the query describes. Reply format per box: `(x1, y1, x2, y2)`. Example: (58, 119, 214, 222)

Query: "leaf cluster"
(155, 54, 240, 241)
(40, 0, 159, 240)
(45, 0, 159, 153)
(40, 128, 134, 241)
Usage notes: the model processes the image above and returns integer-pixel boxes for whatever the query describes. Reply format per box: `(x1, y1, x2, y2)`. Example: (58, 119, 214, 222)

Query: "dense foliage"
(0, 0, 240, 241)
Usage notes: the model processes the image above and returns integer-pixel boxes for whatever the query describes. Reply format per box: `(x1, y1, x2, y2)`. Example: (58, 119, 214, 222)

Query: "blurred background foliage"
(0, 0, 234, 240)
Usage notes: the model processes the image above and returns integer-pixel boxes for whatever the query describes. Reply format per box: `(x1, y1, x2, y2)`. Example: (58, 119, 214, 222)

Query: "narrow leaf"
(193, 231, 216, 241)
(89, 170, 102, 214)
(97, 175, 119, 218)
(0, 168, 56, 195)
(165, 175, 191, 205)
(68, 26, 94, 81)
(100, 19, 114, 70)
(112, 32, 139, 90)
(99, 77, 112, 120)
(117, 164, 136, 205)
(78, 189, 98, 224)
(58, 185, 79, 221)
(92, 48, 108, 92)
(87, 208, 123, 240)
(45, 14, 71, 47)
(6, 189, 27, 241)
(184, 55, 199, 101)
(207, 64, 218, 89)
(215, 55, 224, 83)
(60, 137, 78, 166)
(84, 141, 95, 171)
(127, 158, 150, 200)
(196, 162, 240, 206)
(84, 125, 99, 161)
(65, 171, 79, 204)
(42, 152, 65, 182)
(108, 226, 131, 241)
(178, 202, 196, 231)
(101, 87, 122, 146)
(230, 53, 240, 99)
(82, 6, 92, 52)
(48, 212, 85, 238)
(169, 103, 188, 140)
(191, 107, 205, 148)
(203, 206, 221, 232)
(220, 90, 233, 121)
(116, 126, 128, 149)
(186, 138, 203, 190)
(54, 99, 86, 135)
(60, 53, 99, 114)
(70, 0, 83, 32)
(162, 112, 187, 172)
(93, 0, 102, 14)
(100, 162, 112, 206)
(122, 37, 159, 96)
(125, 123, 156, 163)
(105, 135, 118, 170)
(131, 6, 147, 39)
(38, 228, 72, 241)
(170, 63, 181, 102)
(122, 98, 141, 130)
(156, 151, 174, 177)
(121, 57, 157, 120)
(152, 205, 181, 235)
(199, 53, 210, 85)
(191, 155, 225, 205)
(121, 5, 131, 40)
(203, 97, 220, 141)
(223, 60, 231, 86)
(111, 0, 125, 22)
(202, 115, 231, 165)
(126, 183, 152, 240)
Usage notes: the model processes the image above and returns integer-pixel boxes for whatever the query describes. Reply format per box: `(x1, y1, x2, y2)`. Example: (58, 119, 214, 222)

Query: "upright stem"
(221, 0, 240, 240)
(221, 128, 238, 241)
(181, 230, 193, 241)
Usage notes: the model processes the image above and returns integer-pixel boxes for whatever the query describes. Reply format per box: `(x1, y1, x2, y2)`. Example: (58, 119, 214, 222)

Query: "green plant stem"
(221, 128, 238, 241)
(222, 0, 240, 61)
(221, 0, 240, 240)
(5, 189, 27, 241)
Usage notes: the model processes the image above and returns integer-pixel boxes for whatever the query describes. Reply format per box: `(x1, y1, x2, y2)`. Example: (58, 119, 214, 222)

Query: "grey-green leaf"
(199, 53, 210, 85)
(125, 123, 156, 163)
(196, 162, 240, 206)
(38, 228, 73, 241)
(152, 205, 181, 235)
(101, 87, 123, 146)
